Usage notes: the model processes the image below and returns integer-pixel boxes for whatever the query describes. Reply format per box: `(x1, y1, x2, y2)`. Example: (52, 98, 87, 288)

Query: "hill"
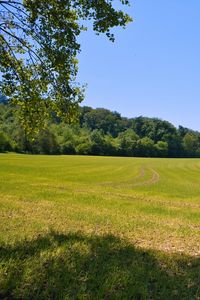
(0, 103, 200, 157)
(0, 94, 8, 104)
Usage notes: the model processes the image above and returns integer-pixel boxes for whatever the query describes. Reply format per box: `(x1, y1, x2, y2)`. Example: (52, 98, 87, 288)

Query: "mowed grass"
(0, 154, 199, 299)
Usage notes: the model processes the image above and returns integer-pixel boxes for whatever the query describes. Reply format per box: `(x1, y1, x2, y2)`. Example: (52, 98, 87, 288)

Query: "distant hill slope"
(0, 94, 8, 104)
(0, 103, 200, 157)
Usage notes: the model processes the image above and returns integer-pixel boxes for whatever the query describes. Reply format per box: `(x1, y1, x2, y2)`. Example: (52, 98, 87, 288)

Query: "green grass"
(0, 154, 199, 299)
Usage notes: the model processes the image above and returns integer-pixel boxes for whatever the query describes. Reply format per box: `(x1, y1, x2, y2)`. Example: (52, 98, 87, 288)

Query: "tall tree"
(0, 0, 132, 136)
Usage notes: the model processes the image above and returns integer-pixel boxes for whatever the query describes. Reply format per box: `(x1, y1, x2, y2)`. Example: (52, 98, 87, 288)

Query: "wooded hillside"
(1, 101, 200, 157)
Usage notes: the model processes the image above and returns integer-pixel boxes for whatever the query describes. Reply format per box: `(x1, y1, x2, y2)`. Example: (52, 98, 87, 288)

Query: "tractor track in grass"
(99, 167, 160, 188)
(132, 168, 160, 187)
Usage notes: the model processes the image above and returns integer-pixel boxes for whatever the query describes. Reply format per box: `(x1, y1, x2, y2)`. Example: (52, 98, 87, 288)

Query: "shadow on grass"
(0, 232, 199, 300)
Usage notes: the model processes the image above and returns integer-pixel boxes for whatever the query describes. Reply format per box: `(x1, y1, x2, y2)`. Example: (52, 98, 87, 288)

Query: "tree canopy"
(0, 0, 132, 135)
(1, 102, 200, 158)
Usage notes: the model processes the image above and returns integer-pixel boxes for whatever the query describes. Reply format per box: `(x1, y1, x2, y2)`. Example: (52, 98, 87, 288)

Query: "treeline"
(1, 102, 200, 158)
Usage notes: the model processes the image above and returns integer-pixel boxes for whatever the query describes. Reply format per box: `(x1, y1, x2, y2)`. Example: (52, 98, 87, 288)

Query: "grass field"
(0, 154, 199, 299)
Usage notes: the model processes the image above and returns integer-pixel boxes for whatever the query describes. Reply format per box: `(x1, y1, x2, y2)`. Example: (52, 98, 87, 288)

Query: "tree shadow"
(0, 232, 199, 300)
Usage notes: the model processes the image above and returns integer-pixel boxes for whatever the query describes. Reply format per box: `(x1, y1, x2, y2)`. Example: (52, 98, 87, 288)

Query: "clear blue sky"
(77, 0, 200, 131)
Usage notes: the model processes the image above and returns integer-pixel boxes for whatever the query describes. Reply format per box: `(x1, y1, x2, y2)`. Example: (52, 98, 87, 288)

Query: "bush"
(62, 142, 76, 154)
(0, 132, 12, 152)
(76, 142, 92, 155)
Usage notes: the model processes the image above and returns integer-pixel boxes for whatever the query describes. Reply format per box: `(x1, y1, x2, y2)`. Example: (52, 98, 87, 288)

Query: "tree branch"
(0, 26, 44, 65)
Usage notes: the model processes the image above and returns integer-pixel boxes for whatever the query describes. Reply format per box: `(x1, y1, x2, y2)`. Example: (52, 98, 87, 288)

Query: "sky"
(77, 0, 200, 131)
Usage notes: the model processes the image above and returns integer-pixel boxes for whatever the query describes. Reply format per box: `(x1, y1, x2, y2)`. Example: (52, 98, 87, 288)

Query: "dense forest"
(1, 98, 200, 158)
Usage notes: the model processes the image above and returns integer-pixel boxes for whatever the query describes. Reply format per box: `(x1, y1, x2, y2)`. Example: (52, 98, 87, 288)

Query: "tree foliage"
(1, 102, 200, 158)
(0, 0, 132, 136)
